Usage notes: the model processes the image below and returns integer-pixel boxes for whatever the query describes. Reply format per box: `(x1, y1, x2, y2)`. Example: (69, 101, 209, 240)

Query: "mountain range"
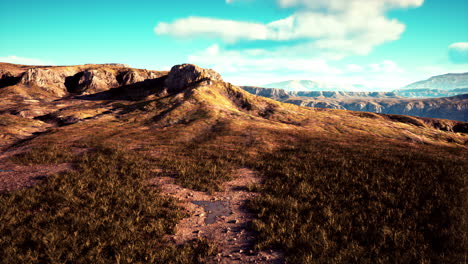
(260, 72, 468, 98)
(242, 86, 468, 122)
(261, 80, 369, 92)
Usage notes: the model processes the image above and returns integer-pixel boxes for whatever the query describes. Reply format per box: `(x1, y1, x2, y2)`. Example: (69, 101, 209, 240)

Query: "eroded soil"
(150, 168, 284, 264)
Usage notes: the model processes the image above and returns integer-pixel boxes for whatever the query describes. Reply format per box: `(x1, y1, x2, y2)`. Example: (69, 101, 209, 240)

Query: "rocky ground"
(150, 169, 283, 264)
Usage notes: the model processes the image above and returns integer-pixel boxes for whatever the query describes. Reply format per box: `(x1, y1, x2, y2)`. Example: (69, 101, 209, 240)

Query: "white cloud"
(368, 60, 404, 73)
(278, 0, 423, 10)
(0, 55, 51, 65)
(448, 42, 468, 64)
(449, 42, 468, 50)
(155, 0, 422, 56)
(155, 17, 268, 43)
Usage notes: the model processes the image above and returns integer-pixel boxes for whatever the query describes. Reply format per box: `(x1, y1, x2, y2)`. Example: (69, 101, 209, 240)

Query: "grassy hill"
(0, 63, 467, 263)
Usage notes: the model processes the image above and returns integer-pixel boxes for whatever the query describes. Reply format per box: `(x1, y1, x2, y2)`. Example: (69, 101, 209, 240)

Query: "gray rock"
(164, 64, 222, 94)
(20, 68, 69, 96)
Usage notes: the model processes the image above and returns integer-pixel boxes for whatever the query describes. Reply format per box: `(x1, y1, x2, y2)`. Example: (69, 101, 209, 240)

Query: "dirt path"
(150, 168, 283, 264)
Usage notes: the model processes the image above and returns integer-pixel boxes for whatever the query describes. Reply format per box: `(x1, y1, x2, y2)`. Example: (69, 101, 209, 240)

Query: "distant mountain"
(242, 86, 399, 100)
(395, 73, 468, 98)
(261, 80, 370, 92)
(242, 86, 468, 122)
(403, 73, 468, 90)
(395, 88, 468, 98)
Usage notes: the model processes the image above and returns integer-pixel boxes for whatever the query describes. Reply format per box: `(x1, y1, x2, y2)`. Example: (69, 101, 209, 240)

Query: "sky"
(0, 0, 467, 90)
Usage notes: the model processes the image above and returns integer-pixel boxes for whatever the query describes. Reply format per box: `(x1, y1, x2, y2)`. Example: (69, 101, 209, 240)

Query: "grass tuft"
(11, 144, 74, 165)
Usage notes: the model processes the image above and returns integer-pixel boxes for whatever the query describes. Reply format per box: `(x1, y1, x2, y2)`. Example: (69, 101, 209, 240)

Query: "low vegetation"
(1, 144, 216, 263)
(160, 150, 234, 193)
(248, 136, 467, 263)
(11, 144, 74, 165)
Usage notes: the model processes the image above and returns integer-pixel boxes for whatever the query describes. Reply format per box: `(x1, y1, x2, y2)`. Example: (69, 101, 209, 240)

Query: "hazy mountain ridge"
(394, 88, 468, 98)
(259, 72, 468, 98)
(402, 72, 468, 90)
(261, 80, 369, 92)
(242, 86, 468, 122)
(393, 72, 468, 97)
(243, 86, 399, 100)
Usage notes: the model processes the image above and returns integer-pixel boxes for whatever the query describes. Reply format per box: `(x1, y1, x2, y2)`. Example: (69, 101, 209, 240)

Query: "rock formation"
(20, 68, 72, 96)
(0, 63, 166, 97)
(164, 64, 222, 94)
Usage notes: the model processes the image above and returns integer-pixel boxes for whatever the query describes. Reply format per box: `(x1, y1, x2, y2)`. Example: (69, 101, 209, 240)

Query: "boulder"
(164, 64, 222, 93)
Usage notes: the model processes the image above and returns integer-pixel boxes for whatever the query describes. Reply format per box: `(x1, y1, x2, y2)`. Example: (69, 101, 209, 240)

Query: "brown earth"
(151, 168, 283, 263)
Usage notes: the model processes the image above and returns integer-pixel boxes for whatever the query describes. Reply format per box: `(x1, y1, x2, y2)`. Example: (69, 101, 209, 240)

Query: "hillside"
(243, 86, 468, 122)
(0, 63, 467, 263)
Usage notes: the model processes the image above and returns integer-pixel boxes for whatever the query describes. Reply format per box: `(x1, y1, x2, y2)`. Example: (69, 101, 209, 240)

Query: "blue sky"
(0, 0, 467, 90)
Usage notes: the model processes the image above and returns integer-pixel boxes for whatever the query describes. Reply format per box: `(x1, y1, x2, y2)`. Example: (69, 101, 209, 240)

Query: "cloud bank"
(156, 0, 424, 56)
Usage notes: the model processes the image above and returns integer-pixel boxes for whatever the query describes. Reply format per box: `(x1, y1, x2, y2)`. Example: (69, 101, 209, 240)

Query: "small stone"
(227, 219, 238, 224)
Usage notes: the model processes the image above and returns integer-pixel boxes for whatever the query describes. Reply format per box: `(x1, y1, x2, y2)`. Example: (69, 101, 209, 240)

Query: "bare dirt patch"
(0, 162, 72, 192)
(150, 168, 284, 264)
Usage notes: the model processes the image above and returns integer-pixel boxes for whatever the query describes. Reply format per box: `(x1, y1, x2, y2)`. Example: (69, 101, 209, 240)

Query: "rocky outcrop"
(0, 64, 167, 97)
(0, 70, 21, 88)
(242, 86, 290, 100)
(117, 70, 161, 86)
(20, 68, 73, 96)
(164, 64, 222, 94)
(65, 70, 119, 94)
